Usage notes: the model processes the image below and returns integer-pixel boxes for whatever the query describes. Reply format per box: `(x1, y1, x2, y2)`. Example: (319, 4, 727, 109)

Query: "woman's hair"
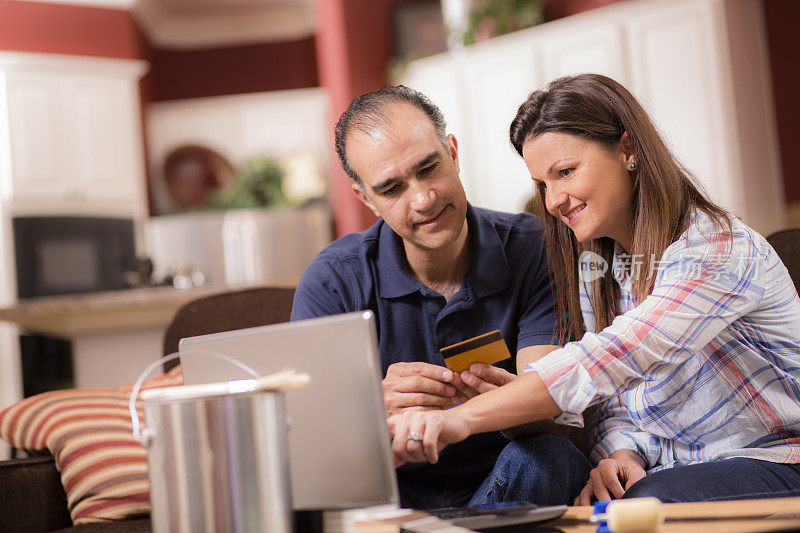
(511, 74, 729, 343)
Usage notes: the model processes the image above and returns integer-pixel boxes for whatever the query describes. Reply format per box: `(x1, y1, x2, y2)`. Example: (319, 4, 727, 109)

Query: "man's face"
(346, 103, 468, 254)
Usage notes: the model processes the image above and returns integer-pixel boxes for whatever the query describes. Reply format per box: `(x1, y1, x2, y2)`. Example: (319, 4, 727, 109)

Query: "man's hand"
(449, 362, 517, 401)
(382, 362, 460, 417)
(387, 408, 472, 466)
(574, 450, 647, 505)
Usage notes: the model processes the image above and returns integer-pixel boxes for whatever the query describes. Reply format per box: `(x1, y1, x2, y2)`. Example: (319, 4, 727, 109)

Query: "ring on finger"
(407, 432, 423, 442)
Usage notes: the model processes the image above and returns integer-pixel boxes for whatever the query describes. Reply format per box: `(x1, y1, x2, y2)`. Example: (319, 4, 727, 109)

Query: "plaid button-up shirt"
(526, 212, 800, 470)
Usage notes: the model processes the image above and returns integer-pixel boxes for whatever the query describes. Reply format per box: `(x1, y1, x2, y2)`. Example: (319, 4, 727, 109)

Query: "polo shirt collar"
(375, 204, 510, 299)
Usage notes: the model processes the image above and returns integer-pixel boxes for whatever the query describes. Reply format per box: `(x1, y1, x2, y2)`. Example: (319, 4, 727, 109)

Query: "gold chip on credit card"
(439, 330, 511, 373)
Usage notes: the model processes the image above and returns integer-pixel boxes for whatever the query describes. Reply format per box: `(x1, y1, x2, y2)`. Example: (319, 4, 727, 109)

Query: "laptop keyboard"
(428, 504, 540, 519)
(423, 503, 567, 531)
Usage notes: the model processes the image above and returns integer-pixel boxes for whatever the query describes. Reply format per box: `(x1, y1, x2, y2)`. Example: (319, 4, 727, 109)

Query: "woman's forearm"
(453, 371, 562, 435)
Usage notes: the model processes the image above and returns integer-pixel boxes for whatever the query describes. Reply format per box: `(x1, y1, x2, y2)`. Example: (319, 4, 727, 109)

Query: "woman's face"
(521, 131, 636, 251)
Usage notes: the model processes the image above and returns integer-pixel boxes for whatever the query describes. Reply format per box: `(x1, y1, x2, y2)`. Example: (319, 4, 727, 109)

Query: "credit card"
(439, 330, 511, 373)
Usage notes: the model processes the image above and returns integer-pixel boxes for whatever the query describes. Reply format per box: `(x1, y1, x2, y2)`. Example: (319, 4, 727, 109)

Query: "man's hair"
(334, 85, 449, 187)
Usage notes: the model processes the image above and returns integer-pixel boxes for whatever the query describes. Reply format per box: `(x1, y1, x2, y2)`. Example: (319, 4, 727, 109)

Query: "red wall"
(146, 38, 318, 102)
(764, 0, 800, 203)
(0, 0, 146, 59)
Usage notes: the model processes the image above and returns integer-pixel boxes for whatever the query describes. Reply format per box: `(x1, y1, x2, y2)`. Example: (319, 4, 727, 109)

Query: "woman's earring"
(628, 161, 637, 171)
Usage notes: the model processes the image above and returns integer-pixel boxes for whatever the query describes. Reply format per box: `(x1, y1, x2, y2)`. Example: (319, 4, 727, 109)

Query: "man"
(291, 86, 589, 508)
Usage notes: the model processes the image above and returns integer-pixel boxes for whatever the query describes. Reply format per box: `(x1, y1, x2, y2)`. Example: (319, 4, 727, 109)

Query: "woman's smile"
(564, 203, 586, 223)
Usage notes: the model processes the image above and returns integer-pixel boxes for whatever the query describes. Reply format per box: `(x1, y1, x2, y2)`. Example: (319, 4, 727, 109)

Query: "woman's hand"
(387, 408, 472, 467)
(574, 450, 647, 505)
(450, 363, 517, 402)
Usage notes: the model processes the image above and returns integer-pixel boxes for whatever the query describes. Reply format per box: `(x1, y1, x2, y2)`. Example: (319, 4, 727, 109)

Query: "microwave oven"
(13, 216, 137, 299)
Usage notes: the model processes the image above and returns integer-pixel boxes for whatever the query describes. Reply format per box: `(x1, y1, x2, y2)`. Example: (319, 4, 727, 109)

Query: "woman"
(389, 74, 800, 504)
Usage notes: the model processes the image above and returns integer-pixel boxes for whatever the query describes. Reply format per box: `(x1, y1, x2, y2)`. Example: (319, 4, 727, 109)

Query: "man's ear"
(351, 182, 381, 218)
(447, 134, 460, 175)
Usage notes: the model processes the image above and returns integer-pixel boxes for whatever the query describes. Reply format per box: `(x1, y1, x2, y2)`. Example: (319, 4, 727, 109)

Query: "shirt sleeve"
(290, 253, 356, 321)
(525, 224, 766, 422)
(589, 395, 659, 468)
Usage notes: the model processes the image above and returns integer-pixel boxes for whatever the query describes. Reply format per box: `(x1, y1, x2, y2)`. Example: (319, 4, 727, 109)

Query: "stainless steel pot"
(130, 352, 308, 533)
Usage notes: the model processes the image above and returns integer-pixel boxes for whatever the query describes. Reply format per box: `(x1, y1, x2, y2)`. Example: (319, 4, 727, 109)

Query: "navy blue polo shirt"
(291, 204, 557, 485)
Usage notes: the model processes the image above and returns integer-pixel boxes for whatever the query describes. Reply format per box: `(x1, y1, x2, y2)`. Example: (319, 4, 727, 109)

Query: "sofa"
(0, 455, 151, 532)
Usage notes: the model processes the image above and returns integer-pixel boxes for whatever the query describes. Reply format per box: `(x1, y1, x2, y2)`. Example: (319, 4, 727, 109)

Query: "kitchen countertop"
(0, 282, 297, 337)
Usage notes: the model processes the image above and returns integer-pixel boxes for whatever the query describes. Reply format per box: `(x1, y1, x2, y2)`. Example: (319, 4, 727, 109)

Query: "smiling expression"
(521, 131, 636, 251)
(346, 103, 468, 255)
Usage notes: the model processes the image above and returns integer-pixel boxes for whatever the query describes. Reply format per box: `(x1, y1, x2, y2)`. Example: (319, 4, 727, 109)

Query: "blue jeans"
(623, 458, 800, 502)
(398, 434, 591, 509)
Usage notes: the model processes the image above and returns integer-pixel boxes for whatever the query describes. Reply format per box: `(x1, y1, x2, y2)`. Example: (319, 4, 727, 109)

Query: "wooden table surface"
(549, 497, 800, 532)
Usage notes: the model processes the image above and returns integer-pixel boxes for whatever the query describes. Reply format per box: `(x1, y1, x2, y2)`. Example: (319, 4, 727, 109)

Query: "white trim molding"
(0, 51, 149, 78)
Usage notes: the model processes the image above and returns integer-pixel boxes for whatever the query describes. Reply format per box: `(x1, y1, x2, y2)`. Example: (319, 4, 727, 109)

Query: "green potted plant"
(207, 156, 292, 210)
(463, 0, 544, 45)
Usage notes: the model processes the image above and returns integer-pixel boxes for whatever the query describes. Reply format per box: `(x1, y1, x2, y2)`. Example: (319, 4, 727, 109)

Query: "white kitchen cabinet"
(624, 0, 782, 234)
(0, 52, 149, 218)
(3, 71, 66, 201)
(462, 34, 541, 213)
(72, 76, 143, 203)
(539, 19, 629, 86)
(625, 1, 737, 216)
(396, 0, 785, 236)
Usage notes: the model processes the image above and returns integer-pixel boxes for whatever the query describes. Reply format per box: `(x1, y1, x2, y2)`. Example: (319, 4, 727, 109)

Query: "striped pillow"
(0, 367, 182, 525)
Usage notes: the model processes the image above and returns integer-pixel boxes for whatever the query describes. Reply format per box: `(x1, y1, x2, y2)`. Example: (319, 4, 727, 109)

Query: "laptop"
(425, 503, 567, 530)
(179, 311, 398, 510)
